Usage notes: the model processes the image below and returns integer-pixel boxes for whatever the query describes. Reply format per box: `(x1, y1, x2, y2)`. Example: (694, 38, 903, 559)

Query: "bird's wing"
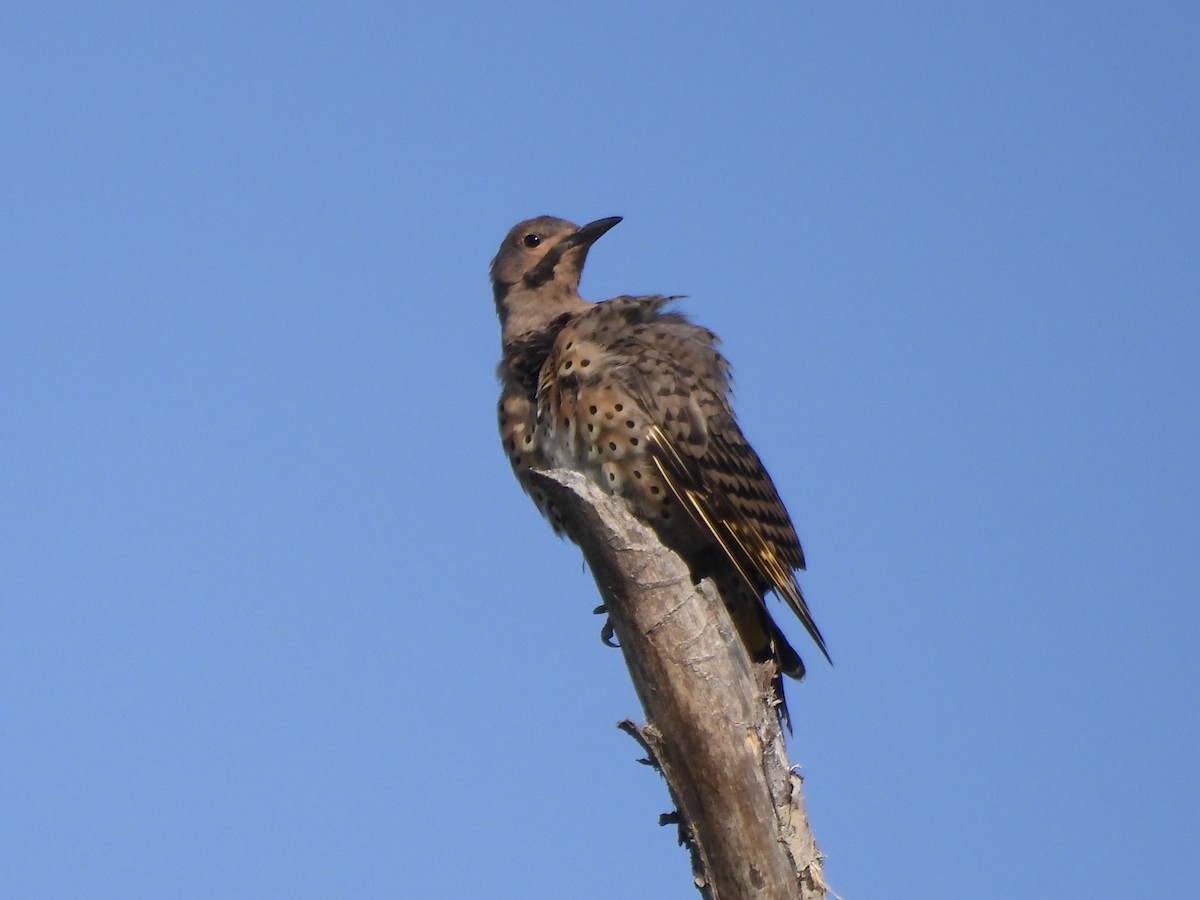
(645, 421, 830, 665)
(612, 307, 831, 665)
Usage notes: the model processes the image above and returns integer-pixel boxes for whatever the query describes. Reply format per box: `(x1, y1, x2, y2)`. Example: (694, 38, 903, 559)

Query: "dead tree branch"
(531, 469, 826, 900)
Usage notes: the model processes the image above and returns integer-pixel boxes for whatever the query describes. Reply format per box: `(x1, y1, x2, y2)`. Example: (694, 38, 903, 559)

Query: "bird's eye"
(523, 233, 541, 248)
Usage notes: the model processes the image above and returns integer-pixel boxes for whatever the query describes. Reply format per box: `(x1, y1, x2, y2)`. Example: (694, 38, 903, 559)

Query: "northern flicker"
(492, 215, 829, 702)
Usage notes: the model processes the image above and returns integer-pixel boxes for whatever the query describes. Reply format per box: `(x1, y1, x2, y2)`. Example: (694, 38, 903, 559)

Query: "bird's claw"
(593, 605, 619, 647)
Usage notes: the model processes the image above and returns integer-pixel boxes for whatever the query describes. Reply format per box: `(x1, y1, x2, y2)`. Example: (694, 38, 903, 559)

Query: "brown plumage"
(492, 215, 829, 701)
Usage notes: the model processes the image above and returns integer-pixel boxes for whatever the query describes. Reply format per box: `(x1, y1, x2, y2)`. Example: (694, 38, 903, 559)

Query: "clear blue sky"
(3, 3, 1197, 897)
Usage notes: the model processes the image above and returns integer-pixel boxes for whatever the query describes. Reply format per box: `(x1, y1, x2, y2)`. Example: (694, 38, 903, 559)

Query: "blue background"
(3, 3, 1197, 897)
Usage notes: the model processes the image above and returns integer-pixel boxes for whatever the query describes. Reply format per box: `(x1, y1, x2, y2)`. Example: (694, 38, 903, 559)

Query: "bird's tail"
(722, 576, 806, 731)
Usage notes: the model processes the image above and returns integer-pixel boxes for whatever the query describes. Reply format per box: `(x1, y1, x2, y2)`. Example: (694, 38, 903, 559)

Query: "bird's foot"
(593, 604, 619, 647)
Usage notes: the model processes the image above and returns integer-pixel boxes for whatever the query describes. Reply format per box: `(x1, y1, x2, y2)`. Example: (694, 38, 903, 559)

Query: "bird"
(491, 215, 829, 712)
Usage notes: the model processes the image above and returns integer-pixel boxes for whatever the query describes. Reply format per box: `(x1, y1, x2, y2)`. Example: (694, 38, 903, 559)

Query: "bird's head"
(490, 215, 622, 339)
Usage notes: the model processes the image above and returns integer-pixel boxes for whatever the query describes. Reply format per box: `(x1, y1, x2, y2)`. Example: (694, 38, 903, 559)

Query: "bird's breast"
(535, 365, 686, 532)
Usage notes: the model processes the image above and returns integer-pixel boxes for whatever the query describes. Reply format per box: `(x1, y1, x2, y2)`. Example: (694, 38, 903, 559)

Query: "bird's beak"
(561, 216, 623, 251)
(524, 216, 622, 287)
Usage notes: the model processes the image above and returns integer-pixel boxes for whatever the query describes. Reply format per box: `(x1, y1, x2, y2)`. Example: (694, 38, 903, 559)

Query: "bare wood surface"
(531, 469, 826, 900)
